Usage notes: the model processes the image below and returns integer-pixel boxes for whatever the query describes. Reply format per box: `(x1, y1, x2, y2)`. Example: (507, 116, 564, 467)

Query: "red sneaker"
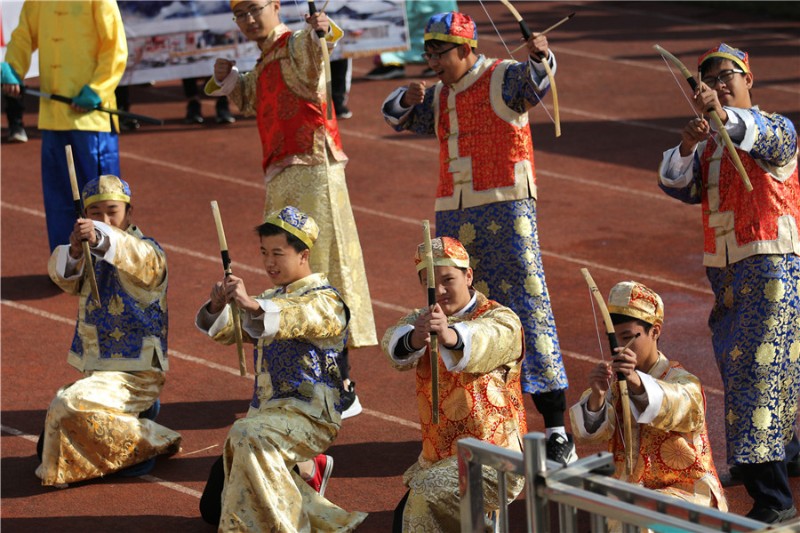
(306, 454, 334, 497)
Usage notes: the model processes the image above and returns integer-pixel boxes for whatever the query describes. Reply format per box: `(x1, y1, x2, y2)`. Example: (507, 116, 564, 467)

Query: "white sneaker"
(547, 433, 578, 465)
(342, 393, 362, 419)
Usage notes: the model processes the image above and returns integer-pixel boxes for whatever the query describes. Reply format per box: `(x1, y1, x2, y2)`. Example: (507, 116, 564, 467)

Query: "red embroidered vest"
(435, 59, 536, 210)
(699, 139, 800, 264)
(256, 33, 344, 174)
(416, 297, 527, 463)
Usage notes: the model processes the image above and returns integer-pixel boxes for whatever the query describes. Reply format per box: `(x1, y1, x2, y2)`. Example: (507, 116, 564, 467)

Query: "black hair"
(255, 222, 309, 253)
(610, 313, 653, 334)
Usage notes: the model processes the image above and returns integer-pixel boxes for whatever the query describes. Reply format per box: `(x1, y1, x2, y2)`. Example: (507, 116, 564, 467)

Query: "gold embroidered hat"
(607, 281, 664, 326)
(414, 236, 470, 272)
(263, 206, 319, 249)
(82, 175, 131, 209)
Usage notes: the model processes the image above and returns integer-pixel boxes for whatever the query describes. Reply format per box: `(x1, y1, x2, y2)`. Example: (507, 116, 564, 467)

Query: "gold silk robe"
(195, 273, 366, 532)
(570, 353, 727, 511)
(382, 291, 527, 532)
(41, 223, 180, 486)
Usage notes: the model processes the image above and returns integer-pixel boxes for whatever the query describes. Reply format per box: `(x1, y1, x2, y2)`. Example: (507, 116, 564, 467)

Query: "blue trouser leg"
(41, 130, 120, 251)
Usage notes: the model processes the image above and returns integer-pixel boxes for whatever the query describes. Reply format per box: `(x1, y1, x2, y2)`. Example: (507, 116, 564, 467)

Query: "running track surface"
(2, 2, 799, 531)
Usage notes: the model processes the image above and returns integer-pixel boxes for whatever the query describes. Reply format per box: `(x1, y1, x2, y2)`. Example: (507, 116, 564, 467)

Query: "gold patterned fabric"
(37, 370, 181, 486)
(383, 291, 526, 531)
(401, 456, 522, 533)
(266, 163, 376, 348)
(219, 401, 366, 532)
(570, 353, 727, 510)
(196, 273, 367, 532)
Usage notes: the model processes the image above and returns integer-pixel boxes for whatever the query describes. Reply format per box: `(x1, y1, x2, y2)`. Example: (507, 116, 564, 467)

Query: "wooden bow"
(654, 44, 753, 192)
(422, 220, 440, 425)
(65, 145, 102, 305)
(498, 0, 561, 137)
(210, 201, 247, 377)
(308, 0, 333, 120)
(581, 268, 634, 475)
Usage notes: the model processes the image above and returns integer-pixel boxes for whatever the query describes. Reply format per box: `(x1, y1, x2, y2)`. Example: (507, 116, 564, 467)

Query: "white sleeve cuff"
(55, 246, 83, 279)
(631, 372, 663, 423)
(388, 324, 426, 364)
(528, 50, 557, 91)
(439, 322, 471, 372)
(659, 145, 695, 188)
(382, 87, 414, 125)
(195, 302, 232, 337)
(91, 221, 118, 263)
(210, 66, 240, 96)
(241, 299, 280, 340)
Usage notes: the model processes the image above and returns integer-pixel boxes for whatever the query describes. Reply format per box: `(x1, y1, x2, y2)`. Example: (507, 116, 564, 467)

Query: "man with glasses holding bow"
(658, 43, 800, 524)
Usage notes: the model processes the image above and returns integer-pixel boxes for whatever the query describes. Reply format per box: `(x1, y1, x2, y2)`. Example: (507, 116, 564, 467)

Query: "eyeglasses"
(421, 44, 460, 62)
(701, 69, 745, 88)
(233, 2, 271, 23)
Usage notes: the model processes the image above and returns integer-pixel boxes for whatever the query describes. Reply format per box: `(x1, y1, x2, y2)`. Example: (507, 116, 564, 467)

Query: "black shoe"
(335, 104, 353, 120)
(546, 433, 578, 466)
(139, 398, 160, 421)
(746, 505, 798, 524)
(118, 457, 157, 478)
(364, 64, 405, 80)
(7, 123, 28, 143)
(215, 100, 235, 124)
(340, 382, 362, 419)
(184, 100, 204, 124)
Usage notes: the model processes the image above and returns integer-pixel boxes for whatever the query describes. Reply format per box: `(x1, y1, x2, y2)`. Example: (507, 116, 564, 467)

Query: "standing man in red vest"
(659, 43, 799, 524)
(381, 11, 575, 466)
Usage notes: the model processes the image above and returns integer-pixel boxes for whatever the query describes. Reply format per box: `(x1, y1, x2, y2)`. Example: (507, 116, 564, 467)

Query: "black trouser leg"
(199, 455, 225, 526)
(531, 389, 566, 428)
(392, 489, 410, 533)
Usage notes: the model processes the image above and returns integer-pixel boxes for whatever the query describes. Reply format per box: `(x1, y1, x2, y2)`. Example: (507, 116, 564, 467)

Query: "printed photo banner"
(118, 0, 410, 86)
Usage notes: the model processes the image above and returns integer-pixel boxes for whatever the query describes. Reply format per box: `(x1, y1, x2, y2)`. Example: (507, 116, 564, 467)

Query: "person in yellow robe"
(382, 236, 527, 532)
(569, 281, 727, 516)
(42, 175, 181, 487)
(195, 206, 366, 532)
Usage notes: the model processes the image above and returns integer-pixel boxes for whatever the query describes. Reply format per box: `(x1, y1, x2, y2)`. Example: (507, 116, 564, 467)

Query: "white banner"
(118, 0, 409, 86)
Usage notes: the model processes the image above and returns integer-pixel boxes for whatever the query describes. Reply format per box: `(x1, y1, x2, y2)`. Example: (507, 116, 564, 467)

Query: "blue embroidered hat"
(424, 12, 478, 48)
(263, 206, 319, 249)
(82, 175, 131, 208)
(698, 43, 750, 74)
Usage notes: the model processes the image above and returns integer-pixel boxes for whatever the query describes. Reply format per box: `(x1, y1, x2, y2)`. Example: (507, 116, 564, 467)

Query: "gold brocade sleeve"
(647, 368, 706, 434)
(229, 67, 260, 118)
(269, 289, 347, 342)
(285, 28, 325, 102)
(110, 227, 167, 300)
(47, 249, 84, 296)
(569, 389, 616, 444)
(453, 305, 523, 374)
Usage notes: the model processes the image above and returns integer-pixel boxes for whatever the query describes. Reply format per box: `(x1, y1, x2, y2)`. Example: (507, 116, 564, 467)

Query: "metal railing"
(458, 432, 784, 533)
